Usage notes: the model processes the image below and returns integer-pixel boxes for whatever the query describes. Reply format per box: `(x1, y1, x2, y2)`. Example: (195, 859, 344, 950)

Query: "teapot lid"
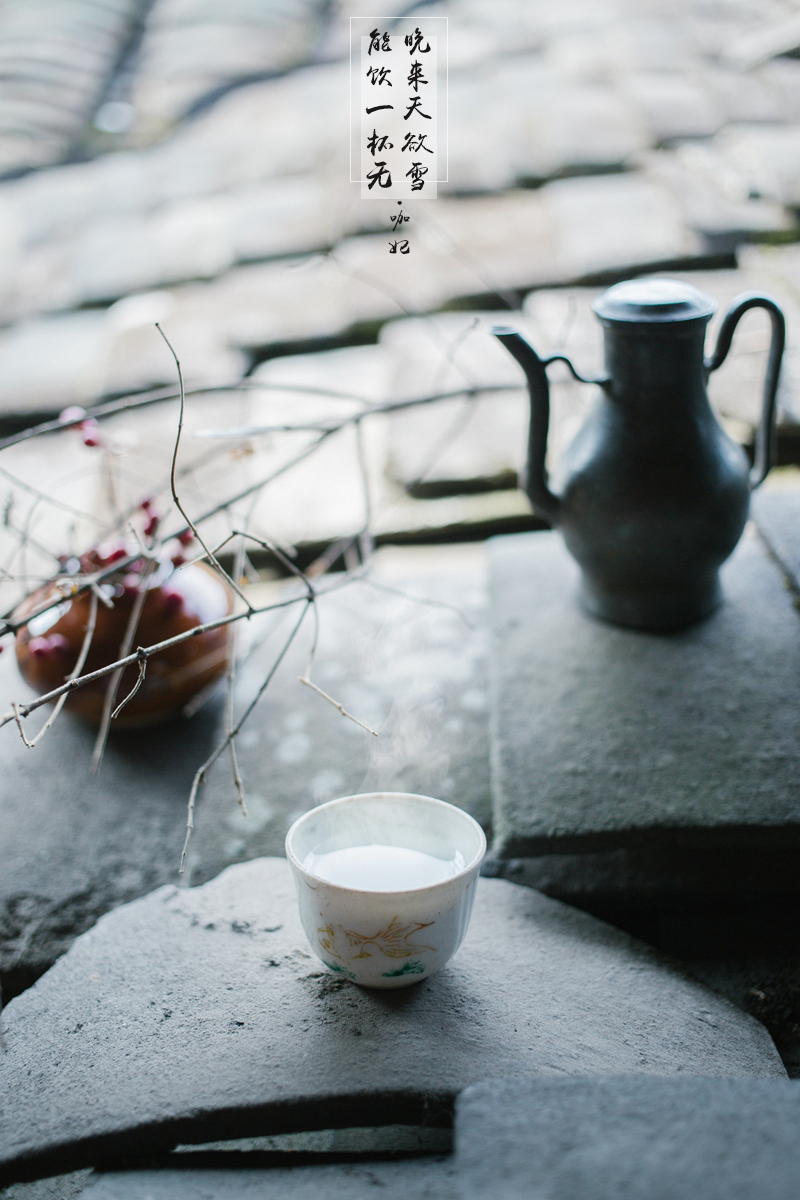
(592, 278, 716, 324)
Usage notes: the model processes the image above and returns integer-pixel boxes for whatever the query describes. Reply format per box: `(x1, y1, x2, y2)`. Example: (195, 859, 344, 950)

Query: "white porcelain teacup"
(285, 792, 486, 989)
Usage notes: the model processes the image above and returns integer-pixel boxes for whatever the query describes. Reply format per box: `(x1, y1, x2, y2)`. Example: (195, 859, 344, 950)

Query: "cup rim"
(285, 790, 487, 896)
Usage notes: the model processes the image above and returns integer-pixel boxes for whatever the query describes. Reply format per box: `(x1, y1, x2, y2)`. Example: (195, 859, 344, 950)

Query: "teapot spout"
(493, 328, 561, 526)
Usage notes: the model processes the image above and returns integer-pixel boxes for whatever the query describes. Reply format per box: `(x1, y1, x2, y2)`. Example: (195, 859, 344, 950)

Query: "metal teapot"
(494, 278, 786, 631)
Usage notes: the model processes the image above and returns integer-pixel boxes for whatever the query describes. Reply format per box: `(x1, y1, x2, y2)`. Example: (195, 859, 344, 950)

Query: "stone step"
(79, 1157, 456, 1200)
(753, 487, 800, 590)
(129, 0, 325, 144)
(0, 0, 141, 176)
(0, 858, 783, 1187)
(485, 497, 800, 1069)
(456, 1077, 800, 1200)
(0, 544, 490, 998)
(487, 523, 800, 867)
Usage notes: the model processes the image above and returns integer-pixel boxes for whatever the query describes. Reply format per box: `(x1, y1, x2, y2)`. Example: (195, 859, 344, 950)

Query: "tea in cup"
(285, 792, 486, 989)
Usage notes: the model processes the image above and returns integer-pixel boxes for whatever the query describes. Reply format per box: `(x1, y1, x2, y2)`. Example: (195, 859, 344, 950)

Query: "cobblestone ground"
(1, 7, 800, 1193)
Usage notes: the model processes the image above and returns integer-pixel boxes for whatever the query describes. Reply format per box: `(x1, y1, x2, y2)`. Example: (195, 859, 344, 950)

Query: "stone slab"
(456, 1077, 800, 1200)
(752, 488, 800, 593)
(131, 0, 324, 140)
(0, 546, 490, 997)
(0, 0, 139, 175)
(2, 1171, 92, 1200)
(81, 1158, 455, 1200)
(488, 528, 800, 861)
(0, 860, 783, 1186)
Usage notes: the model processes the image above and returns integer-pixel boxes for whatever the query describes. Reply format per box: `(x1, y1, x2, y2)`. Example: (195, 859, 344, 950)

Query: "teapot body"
(553, 320, 751, 630)
(494, 279, 785, 631)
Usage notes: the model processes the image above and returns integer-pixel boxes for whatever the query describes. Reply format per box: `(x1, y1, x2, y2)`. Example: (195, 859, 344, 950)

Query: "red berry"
(143, 513, 160, 538)
(29, 633, 71, 657)
(161, 588, 183, 613)
(95, 544, 126, 567)
(80, 419, 101, 447)
(171, 553, 186, 568)
(58, 405, 87, 427)
(177, 529, 194, 547)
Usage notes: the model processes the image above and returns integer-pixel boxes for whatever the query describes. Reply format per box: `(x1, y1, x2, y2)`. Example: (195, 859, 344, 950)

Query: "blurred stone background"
(2, 0, 800, 1065)
(0, 0, 799, 566)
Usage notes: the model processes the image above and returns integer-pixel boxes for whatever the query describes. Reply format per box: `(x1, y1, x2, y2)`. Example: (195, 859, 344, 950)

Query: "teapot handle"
(705, 293, 786, 489)
(493, 327, 607, 525)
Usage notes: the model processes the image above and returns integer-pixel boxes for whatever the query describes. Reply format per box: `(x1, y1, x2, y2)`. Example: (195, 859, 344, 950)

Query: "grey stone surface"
(1, 1171, 92, 1200)
(541, 173, 699, 281)
(620, 71, 724, 141)
(0, 0, 141, 175)
(456, 1076, 800, 1200)
(0, 547, 490, 995)
(0, 859, 783, 1185)
(131, 0, 325, 142)
(642, 147, 793, 245)
(0, 312, 114, 417)
(446, 58, 649, 192)
(488, 528, 800, 860)
(713, 123, 800, 209)
(187, 547, 492, 881)
(0, 1131, 453, 1199)
(82, 1158, 456, 1200)
(753, 487, 800, 592)
(379, 314, 528, 494)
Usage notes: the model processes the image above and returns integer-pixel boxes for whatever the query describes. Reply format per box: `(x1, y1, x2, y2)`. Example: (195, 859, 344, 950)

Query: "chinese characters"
(354, 18, 445, 201)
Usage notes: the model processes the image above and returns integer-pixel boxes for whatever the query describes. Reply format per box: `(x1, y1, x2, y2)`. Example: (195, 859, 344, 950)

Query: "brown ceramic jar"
(14, 557, 233, 727)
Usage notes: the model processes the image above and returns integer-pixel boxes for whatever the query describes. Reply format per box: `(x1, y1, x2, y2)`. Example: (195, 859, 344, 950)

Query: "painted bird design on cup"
(345, 915, 435, 959)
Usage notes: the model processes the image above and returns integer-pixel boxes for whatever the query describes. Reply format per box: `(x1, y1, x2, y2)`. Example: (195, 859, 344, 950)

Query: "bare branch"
(193, 385, 522, 440)
(179, 598, 311, 873)
(111, 654, 147, 720)
(20, 589, 100, 748)
(12, 702, 33, 748)
(156, 322, 253, 614)
(360, 574, 477, 629)
(0, 554, 142, 636)
(90, 582, 115, 610)
(298, 676, 378, 737)
(0, 461, 105, 526)
(91, 556, 157, 772)
(226, 535, 247, 816)
(179, 429, 335, 537)
(0, 576, 352, 734)
(0, 380, 375, 457)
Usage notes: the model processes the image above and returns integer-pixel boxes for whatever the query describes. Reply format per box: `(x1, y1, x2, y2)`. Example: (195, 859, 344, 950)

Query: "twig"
(176, 429, 336, 537)
(360, 574, 476, 629)
(0, 573, 354, 734)
(354, 419, 373, 536)
(90, 581, 115, 610)
(157, 323, 253, 614)
(0, 461, 105, 525)
(0, 380, 377, 457)
(298, 676, 378, 737)
(226, 535, 247, 816)
(16, 589, 100, 748)
(180, 598, 311, 873)
(193, 385, 522, 440)
(0, 553, 143, 635)
(90, 556, 157, 773)
(111, 654, 147, 720)
(12, 702, 33, 748)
